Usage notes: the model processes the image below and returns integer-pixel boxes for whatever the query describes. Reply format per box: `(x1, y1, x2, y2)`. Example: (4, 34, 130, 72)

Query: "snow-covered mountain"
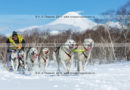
(46, 11, 97, 31)
(9, 11, 98, 36)
(22, 11, 97, 32)
(105, 22, 127, 29)
(6, 11, 127, 36)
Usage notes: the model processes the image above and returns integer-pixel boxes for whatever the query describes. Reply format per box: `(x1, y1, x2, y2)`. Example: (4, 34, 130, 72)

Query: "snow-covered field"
(0, 61, 130, 90)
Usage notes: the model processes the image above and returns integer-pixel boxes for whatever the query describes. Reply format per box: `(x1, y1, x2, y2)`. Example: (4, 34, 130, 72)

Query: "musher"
(6, 31, 25, 71)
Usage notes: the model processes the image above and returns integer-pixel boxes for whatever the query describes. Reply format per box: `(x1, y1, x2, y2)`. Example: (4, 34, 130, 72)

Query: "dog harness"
(62, 47, 72, 59)
(41, 55, 47, 63)
(82, 52, 88, 58)
(64, 50, 71, 58)
(41, 50, 50, 63)
(73, 46, 92, 59)
(18, 55, 24, 59)
(73, 45, 92, 52)
(73, 49, 86, 53)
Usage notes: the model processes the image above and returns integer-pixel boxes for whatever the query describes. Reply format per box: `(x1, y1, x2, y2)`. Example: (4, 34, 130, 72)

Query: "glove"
(18, 44, 22, 49)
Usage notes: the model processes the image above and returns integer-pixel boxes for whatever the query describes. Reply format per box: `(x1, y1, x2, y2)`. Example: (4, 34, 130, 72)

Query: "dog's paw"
(32, 71, 36, 75)
(13, 70, 17, 73)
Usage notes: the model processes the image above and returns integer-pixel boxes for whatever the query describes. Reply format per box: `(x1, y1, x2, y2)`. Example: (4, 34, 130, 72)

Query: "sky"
(0, 0, 129, 35)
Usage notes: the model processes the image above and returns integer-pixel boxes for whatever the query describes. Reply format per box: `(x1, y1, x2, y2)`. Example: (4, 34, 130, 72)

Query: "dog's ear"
(26, 47, 31, 55)
(40, 47, 44, 53)
(28, 47, 32, 50)
(26, 47, 30, 52)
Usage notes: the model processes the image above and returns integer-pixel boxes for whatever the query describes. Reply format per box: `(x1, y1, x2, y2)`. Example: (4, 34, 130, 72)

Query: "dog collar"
(18, 55, 23, 59)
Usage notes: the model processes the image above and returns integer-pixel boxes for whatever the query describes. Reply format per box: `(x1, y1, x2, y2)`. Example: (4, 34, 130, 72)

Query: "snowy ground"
(0, 61, 130, 90)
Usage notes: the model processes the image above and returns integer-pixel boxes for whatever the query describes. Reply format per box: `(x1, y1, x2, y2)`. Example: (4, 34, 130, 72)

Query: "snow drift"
(0, 61, 130, 90)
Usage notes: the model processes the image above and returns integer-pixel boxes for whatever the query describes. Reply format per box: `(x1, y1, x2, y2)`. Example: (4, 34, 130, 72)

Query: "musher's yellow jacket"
(7, 34, 25, 50)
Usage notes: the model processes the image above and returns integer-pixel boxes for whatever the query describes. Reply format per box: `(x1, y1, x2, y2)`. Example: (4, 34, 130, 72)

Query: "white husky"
(18, 50, 26, 72)
(10, 50, 19, 72)
(76, 38, 94, 72)
(26, 48, 39, 74)
(39, 48, 50, 73)
(53, 39, 77, 73)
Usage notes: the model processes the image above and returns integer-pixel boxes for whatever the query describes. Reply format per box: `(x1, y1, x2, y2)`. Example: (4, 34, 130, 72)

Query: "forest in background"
(0, 1, 130, 64)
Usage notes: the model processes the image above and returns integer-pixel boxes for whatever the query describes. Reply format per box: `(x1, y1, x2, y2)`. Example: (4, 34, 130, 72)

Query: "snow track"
(0, 61, 130, 90)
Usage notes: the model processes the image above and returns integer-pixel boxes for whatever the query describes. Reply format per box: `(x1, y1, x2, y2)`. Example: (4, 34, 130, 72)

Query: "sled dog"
(26, 48, 39, 74)
(18, 50, 26, 71)
(75, 38, 94, 72)
(10, 50, 19, 72)
(39, 48, 50, 73)
(53, 39, 77, 73)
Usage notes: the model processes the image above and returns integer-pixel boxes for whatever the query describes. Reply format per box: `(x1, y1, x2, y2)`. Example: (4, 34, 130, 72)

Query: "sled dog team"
(9, 38, 94, 73)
